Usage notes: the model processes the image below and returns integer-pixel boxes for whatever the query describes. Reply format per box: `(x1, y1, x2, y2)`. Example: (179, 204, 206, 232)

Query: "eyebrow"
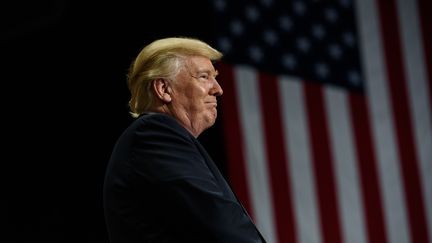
(196, 69, 219, 75)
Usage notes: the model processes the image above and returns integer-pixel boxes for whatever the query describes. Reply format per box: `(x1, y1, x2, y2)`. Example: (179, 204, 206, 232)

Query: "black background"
(2, 1, 227, 242)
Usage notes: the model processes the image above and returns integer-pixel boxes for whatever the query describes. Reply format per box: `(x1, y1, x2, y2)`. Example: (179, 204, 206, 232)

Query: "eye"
(199, 73, 210, 80)
(191, 72, 217, 81)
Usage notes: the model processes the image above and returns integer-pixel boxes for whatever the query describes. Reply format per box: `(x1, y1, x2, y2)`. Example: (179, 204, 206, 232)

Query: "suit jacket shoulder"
(104, 112, 265, 243)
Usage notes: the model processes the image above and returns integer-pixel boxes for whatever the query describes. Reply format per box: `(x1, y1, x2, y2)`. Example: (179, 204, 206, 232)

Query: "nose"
(211, 78, 223, 97)
(213, 79, 223, 96)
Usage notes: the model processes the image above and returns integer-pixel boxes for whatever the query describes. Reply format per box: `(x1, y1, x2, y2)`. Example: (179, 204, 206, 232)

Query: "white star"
(260, 0, 273, 7)
(297, 37, 311, 52)
(312, 24, 326, 39)
(279, 15, 292, 32)
(245, 5, 260, 22)
(325, 8, 338, 23)
(347, 70, 361, 86)
(249, 45, 264, 63)
(293, 1, 307, 16)
(217, 37, 232, 53)
(343, 32, 355, 47)
(213, 0, 226, 12)
(263, 30, 278, 45)
(340, 0, 352, 8)
(230, 20, 244, 36)
(282, 54, 297, 70)
(328, 44, 342, 59)
(315, 63, 329, 78)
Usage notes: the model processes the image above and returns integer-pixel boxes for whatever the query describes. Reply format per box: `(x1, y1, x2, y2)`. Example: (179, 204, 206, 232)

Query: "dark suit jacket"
(103, 112, 266, 243)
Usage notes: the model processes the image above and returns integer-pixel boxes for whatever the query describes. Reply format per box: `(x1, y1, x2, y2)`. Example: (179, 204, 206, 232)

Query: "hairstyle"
(126, 37, 223, 118)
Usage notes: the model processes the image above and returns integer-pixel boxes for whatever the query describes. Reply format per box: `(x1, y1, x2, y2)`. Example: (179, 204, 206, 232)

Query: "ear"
(153, 78, 172, 103)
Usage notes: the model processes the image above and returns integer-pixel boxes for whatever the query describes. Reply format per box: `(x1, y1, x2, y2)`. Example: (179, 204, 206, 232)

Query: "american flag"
(210, 0, 432, 243)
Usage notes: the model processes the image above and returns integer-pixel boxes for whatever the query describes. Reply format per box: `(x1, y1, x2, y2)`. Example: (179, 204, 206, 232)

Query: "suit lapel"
(192, 137, 267, 243)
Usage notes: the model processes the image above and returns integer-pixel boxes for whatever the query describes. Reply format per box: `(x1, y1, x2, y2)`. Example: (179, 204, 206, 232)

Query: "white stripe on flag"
(396, 0, 432, 237)
(234, 66, 277, 243)
(279, 77, 322, 243)
(355, 0, 411, 243)
(219, 0, 431, 242)
(324, 86, 367, 243)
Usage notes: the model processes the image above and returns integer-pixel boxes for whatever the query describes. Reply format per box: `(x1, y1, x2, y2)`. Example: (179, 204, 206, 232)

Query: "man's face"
(169, 56, 223, 137)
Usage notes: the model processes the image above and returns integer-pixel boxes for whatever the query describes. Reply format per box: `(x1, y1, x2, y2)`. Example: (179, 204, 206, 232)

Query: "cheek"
(190, 85, 208, 100)
(180, 83, 209, 109)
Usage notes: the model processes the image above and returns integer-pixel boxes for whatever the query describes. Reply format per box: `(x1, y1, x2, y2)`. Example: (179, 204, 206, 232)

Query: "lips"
(205, 101, 217, 107)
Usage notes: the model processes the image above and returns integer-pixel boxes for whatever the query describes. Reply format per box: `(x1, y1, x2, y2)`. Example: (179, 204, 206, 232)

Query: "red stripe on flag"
(349, 93, 389, 243)
(304, 82, 342, 243)
(218, 63, 253, 215)
(259, 73, 297, 243)
(376, 0, 430, 242)
(418, 0, 432, 121)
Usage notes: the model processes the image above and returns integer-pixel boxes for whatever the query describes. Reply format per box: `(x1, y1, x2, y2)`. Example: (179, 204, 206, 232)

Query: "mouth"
(206, 101, 217, 107)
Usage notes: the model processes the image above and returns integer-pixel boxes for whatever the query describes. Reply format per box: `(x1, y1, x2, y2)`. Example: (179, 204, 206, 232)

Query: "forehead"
(185, 56, 216, 72)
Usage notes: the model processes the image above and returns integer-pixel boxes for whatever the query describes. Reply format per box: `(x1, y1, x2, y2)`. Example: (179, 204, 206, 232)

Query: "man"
(103, 37, 267, 243)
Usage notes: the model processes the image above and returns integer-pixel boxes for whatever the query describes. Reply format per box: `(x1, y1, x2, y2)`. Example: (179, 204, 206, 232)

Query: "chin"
(200, 110, 217, 128)
(205, 114, 217, 127)
(210, 111, 218, 122)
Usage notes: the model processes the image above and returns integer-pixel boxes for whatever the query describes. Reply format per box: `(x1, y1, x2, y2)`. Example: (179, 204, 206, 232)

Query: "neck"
(152, 104, 201, 138)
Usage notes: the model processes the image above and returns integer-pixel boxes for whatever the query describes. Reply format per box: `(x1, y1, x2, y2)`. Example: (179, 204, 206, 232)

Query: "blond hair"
(126, 37, 223, 118)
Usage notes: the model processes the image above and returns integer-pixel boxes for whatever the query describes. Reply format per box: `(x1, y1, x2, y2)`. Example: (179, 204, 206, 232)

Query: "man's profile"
(103, 37, 266, 243)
